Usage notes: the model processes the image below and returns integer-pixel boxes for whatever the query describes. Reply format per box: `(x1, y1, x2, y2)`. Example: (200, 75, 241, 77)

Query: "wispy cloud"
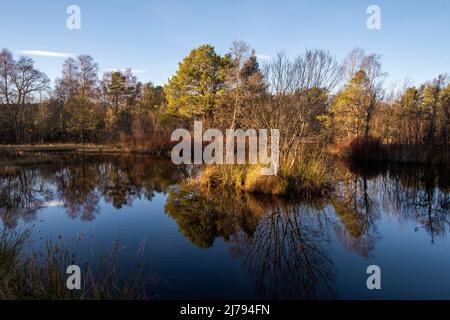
(257, 54, 272, 61)
(16, 50, 75, 58)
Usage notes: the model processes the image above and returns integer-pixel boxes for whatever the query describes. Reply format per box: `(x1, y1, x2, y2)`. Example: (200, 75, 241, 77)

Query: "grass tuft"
(195, 151, 333, 197)
(0, 229, 150, 300)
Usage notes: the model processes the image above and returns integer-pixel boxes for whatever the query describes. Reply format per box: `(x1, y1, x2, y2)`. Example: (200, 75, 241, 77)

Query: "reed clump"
(195, 152, 333, 196)
(0, 229, 149, 300)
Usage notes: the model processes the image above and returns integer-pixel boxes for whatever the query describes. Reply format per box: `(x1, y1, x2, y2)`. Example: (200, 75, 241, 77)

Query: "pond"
(1, 153, 450, 299)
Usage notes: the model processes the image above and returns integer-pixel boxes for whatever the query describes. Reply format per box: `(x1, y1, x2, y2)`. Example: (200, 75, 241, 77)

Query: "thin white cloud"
(257, 54, 272, 61)
(16, 50, 75, 58)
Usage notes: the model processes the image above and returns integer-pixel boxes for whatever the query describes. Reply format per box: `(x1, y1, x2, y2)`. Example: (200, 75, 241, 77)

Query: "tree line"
(1, 43, 449, 162)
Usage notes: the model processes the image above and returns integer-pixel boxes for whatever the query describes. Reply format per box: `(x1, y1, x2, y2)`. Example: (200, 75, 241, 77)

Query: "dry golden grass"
(195, 151, 333, 197)
(244, 165, 288, 195)
(197, 164, 248, 190)
(282, 152, 333, 196)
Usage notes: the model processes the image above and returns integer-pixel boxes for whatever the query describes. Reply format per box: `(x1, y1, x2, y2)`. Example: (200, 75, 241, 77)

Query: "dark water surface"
(1, 154, 450, 299)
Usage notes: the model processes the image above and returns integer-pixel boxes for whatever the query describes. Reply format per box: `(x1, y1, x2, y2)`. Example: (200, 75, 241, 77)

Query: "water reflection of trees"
(165, 186, 336, 299)
(0, 166, 52, 228)
(165, 185, 261, 248)
(332, 162, 382, 257)
(380, 165, 450, 242)
(236, 201, 336, 299)
(0, 155, 188, 226)
(339, 160, 450, 243)
(165, 162, 450, 297)
(3, 154, 450, 296)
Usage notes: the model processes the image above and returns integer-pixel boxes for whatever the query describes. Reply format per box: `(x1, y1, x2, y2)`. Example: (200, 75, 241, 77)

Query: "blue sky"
(0, 0, 449, 87)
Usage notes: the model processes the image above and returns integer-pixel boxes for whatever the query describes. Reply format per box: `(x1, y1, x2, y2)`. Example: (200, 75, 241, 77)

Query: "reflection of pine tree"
(332, 173, 380, 258)
(165, 187, 261, 249)
(165, 185, 337, 299)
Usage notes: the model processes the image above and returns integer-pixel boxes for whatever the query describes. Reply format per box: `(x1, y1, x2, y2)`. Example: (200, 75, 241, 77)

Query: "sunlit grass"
(282, 152, 333, 196)
(195, 151, 333, 196)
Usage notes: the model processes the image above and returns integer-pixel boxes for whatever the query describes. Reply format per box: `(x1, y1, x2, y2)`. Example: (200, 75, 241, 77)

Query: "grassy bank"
(193, 152, 334, 197)
(0, 229, 149, 300)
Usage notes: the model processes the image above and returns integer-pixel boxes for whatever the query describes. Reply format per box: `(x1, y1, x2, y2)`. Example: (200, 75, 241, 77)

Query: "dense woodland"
(1, 42, 449, 166)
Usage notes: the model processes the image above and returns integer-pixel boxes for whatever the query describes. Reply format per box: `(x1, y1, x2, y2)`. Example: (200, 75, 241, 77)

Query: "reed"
(195, 151, 333, 196)
(0, 229, 150, 300)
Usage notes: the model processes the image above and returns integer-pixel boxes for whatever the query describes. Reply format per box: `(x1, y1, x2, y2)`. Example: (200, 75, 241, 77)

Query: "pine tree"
(164, 44, 229, 120)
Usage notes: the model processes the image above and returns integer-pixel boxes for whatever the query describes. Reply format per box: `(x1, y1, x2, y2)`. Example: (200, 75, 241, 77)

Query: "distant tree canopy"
(0, 49, 49, 142)
(377, 75, 450, 149)
(0, 44, 449, 162)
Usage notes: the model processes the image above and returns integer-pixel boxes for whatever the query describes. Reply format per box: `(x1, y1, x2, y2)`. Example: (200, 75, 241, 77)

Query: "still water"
(1, 153, 450, 299)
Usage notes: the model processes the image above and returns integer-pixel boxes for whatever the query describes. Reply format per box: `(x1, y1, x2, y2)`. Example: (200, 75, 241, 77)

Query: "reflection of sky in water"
(25, 194, 254, 299)
(2, 156, 450, 299)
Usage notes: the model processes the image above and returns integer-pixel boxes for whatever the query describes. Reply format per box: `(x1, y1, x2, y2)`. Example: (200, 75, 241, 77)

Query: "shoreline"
(2, 142, 450, 167)
(0, 143, 172, 156)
